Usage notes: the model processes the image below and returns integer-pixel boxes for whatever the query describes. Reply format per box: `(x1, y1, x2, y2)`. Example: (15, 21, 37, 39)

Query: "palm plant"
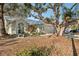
(62, 3, 77, 22)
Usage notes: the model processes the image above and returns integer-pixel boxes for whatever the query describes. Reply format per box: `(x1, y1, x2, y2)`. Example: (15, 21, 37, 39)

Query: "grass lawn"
(0, 35, 79, 56)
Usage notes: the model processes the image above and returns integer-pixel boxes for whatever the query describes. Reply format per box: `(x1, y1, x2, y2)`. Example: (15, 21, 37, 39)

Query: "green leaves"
(16, 46, 52, 56)
(63, 3, 78, 18)
(70, 3, 77, 10)
(4, 3, 32, 17)
(30, 3, 48, 20)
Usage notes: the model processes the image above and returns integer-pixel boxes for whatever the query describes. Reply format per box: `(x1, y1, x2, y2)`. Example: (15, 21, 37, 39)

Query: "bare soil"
(0, 35, 79, 56)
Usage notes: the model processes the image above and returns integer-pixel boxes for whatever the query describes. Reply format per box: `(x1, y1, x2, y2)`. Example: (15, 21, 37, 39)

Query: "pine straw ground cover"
(0, 35, 79, 56)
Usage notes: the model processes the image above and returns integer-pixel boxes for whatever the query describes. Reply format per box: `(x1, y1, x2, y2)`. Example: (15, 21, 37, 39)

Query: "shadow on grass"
(0, 39, 18, 46)
(71, 38, 78, 56)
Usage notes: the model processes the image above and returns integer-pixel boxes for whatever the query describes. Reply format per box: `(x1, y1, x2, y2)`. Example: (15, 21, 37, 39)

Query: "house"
(4, 16, 28, 35)
(4, 16, 45, 35)
(4, 16, 56, 36)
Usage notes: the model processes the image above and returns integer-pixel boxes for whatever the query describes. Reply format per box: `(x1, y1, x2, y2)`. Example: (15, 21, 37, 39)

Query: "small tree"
(0, 3, 6, 36)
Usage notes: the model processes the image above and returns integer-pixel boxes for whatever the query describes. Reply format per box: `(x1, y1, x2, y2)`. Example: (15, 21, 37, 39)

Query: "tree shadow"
(71, 38, 78, 56)
(4, 42, 18, 46)
(0, 39, 18, 46)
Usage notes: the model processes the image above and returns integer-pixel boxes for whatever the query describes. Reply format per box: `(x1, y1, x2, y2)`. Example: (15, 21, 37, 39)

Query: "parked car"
(65, 28, 78, 34)
(64, 28, 72, 34)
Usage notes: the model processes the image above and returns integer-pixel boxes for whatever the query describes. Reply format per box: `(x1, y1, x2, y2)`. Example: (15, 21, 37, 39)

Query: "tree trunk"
(57, 4, 64, 36)
(59, 27, 65, 36)
(53, 3, 62, 36)
(38, 14, 43, 20)
(0, 4, 6, 36)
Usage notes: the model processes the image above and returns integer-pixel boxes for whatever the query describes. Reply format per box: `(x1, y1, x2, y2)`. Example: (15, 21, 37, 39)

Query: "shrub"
(30, 32, 44, 36)
(16, 46, 52, 56)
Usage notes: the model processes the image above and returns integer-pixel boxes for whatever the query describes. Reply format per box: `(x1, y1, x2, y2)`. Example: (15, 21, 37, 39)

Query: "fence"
(64, 33, 79, 39)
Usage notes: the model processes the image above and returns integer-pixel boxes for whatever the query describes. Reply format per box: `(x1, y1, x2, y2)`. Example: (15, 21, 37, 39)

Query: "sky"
(27, 3, 74, 23)
(42, 3, 74, 18)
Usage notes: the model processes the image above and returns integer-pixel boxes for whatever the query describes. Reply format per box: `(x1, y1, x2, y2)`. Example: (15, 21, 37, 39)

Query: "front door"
(18, 23, 24, 34)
